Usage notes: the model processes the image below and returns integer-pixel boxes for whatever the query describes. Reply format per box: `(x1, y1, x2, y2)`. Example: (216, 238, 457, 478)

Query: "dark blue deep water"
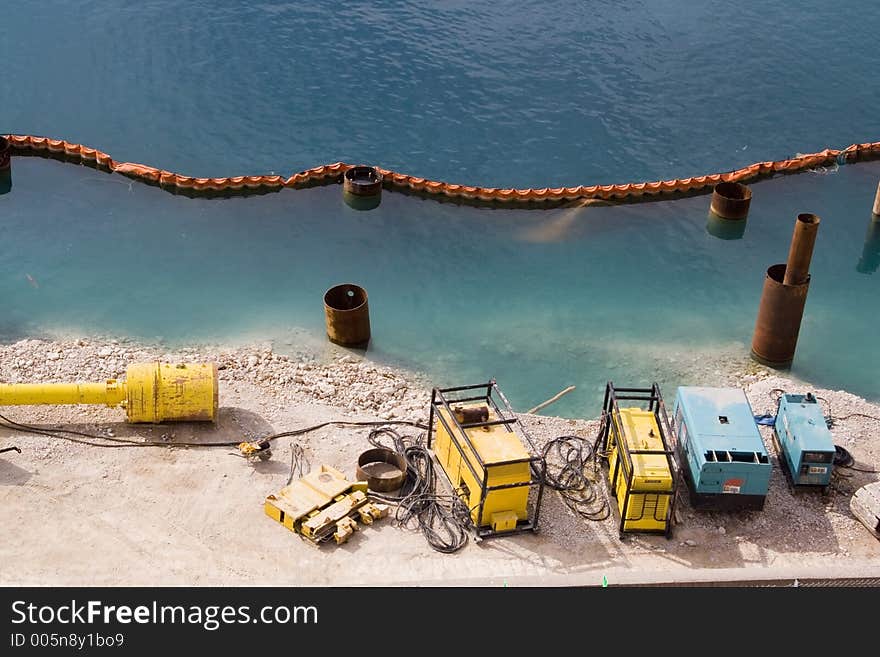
(2, 1, 879, 415)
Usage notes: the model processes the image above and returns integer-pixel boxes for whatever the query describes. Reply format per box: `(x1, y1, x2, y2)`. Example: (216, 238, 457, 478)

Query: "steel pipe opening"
(343, 166, 383, 210)
(710, 182, 752, 220)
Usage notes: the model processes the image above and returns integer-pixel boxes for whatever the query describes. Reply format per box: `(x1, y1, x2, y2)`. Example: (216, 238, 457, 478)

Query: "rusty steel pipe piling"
(783, 213, 820, 285)
(343, 165, 382, 210)
(873, 181, 880, 217)
(710, 182, 752, 220)
(858, 214, 880, 274)
(0, 136, 10, 171)
(0, 137, 10, 195)
(323, 283, 371, 347)
(751, 213, 821, 368)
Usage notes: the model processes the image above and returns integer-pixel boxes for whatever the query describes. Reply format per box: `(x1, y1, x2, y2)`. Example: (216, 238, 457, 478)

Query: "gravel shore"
(1, 336, 878, 585)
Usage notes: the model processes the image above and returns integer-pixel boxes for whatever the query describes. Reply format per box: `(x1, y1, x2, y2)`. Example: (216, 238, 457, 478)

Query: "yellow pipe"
(0, 380, 125, 407)
(0, 362, 218, 423)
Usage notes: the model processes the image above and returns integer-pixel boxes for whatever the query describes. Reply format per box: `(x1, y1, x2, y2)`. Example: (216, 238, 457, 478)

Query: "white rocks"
(685, 539, 698, 547)
(97, 347, 113, 358)
(47, 352, 60, 361)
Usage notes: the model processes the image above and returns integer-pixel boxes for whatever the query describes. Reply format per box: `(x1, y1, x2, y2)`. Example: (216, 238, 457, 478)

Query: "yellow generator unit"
(428, 380, 545, 539)
(0, 362, 218, 423)
(601, 382, 677, 539)
(265, 464, 389, 545)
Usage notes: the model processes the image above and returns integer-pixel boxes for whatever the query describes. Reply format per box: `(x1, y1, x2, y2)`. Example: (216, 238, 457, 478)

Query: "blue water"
(2, 1, 879, 415)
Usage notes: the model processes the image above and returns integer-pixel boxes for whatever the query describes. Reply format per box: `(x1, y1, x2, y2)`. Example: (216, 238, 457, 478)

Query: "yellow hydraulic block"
(0, 362, 218, 423)
(264, 465, 389, 546)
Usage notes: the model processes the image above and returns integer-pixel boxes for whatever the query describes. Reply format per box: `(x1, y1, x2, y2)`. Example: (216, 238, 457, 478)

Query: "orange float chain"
(5, 134, 879, 205)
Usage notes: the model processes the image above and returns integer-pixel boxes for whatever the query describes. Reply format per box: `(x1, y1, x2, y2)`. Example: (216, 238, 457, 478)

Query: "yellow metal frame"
(428, 381, 545, 539)
(607, 407, 674, 533)
(602, 383, 677, 539)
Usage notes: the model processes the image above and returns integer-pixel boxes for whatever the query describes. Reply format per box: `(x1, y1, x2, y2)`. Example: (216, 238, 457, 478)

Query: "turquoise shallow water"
(2, 1, 879, 416)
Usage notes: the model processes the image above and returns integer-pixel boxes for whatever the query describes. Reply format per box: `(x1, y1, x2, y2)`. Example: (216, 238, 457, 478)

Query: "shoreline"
(1, 335, 879, 586)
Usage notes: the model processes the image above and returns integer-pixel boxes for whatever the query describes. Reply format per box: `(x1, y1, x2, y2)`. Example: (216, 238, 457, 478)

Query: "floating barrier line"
(4, 134, 879, 205)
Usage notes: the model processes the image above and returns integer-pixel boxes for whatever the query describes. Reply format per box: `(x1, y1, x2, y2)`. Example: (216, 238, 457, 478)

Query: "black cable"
(365, 426, 470, 553)
(0, 412, 152, 448)
(814, 395, 832, 423)
(0, 411, 427, 450)
(833, 444, 880, 474)
(541, 412, 611, 522)
(830, 412, 880, 425)
(769, 388, 786, 407)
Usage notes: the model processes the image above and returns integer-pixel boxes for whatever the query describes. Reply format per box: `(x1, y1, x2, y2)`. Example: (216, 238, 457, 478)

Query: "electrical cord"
(828, 412, 880, 427)
(365, 426, 471, 553)
(541, 413, 611, 522)
(833, 444, 880, 474)
(0, 411, 427, 449)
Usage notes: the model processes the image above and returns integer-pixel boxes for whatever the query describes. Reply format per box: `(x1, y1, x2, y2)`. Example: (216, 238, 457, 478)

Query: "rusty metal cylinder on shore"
(343, 165, 382, 211)
(323, 283, 371, 347)
(710, 182, 751, 220)
(783, 213, 820, 285)
(873, 181, 880, 217)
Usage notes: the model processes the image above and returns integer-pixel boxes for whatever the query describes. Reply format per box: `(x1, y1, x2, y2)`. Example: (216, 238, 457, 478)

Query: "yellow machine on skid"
(601, 382, 677, 539)
(0, 362, 218, 423)
(428, 381, 545, 540)
(264, 465, 389, 545)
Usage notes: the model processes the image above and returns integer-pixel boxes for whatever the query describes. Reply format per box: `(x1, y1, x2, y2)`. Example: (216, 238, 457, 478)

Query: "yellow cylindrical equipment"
(0, 381, 125, 407)
(124, 362, 218, 423)
(0, 362, 218, 423)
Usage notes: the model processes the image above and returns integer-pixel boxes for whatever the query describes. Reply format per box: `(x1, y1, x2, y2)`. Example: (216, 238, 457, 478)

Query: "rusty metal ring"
(356, 447, 407, 492)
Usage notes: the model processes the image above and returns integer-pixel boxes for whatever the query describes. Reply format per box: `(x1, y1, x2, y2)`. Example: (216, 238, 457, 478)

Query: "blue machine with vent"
(673, 387, 771, 510)
(773, 392, 835, 490)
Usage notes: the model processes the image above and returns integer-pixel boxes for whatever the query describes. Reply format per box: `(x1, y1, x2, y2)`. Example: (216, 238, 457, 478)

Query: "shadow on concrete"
(0, 457, 31, 486)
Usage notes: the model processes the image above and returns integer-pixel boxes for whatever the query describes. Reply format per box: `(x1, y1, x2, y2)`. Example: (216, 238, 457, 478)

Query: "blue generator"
(773, 392, 835, 491)
(673, 387, 771, 510)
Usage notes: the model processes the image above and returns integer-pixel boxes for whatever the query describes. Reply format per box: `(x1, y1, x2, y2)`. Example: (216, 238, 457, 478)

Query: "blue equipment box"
(673, 387, 771, 510)
(773, 392, 835, 490)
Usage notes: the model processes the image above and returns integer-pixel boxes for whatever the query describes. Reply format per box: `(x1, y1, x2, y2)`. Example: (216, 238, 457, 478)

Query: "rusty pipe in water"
(783, 213, 820, 286)
(750, 213, 821, 368)
(873, 181, 880, 217)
